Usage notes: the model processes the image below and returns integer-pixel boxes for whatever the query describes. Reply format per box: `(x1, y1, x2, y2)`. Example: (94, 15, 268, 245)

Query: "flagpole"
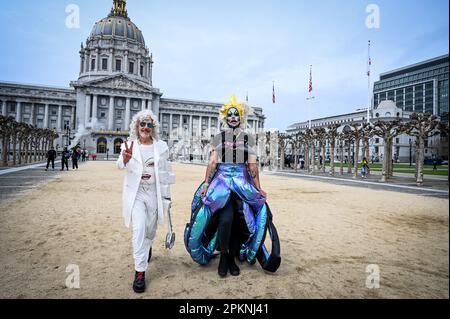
(306, 65, 314, 129)
(367, 40, 371, 124)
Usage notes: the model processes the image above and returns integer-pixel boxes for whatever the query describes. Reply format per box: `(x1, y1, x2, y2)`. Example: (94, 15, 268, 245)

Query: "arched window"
(385, 112, 391, 117)
(114, 138, 124, 154)
(97, 137, 107, 154)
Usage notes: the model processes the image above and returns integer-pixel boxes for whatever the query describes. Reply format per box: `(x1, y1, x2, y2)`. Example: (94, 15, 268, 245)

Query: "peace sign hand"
(123, 141, 134, 165)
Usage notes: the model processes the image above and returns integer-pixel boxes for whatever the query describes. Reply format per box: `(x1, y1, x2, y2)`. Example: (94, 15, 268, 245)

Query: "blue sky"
(0, 0, 448, 130)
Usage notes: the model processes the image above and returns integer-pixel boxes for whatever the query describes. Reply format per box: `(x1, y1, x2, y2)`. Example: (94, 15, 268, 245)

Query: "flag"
(272, 83, 276, 104)
(308, 65, 313, 93)
(367, 40, 371, 77)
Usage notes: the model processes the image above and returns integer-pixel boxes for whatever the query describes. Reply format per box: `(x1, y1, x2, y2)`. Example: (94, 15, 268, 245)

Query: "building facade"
(0, 0, 265, 159)
(373, 54, 449, 122)
(287, 55, 449, 163)
(287, 100, 447, 163)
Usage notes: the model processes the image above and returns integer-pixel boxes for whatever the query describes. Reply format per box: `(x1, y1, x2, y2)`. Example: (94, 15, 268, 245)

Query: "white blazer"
(116, 139, 175, 228)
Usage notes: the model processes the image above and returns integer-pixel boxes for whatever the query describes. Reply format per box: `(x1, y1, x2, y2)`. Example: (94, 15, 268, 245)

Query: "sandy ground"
(0, 161, 448, 299)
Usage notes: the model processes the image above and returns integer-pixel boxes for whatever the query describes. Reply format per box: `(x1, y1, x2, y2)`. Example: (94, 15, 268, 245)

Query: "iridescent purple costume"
(184, 163, 281, 272)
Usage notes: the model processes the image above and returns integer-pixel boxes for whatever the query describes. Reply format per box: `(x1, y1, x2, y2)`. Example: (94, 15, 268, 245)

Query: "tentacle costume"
(184, 96, 281, 273)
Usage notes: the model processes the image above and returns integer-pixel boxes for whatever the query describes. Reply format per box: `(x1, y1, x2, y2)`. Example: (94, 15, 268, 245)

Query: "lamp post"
(65, 126, 71, 147)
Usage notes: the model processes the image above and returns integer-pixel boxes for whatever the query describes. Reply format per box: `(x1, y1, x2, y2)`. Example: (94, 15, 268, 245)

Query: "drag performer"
(117, 110, 175, 293)
(184, 96, 281, 277)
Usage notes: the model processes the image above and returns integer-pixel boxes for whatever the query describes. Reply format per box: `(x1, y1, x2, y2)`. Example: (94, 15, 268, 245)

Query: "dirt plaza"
(0, 161, 448, 299)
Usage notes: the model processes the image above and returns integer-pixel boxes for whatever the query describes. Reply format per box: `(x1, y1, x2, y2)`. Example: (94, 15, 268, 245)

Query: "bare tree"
(372, 119, 403, 182)
(303, 129, 314, 173)
(326, 124, 340, 176)
(405, 113, 440, 186)
(313, 128, 327, 173)
(291, 132, 304, 172)
(362, 124, 374, 175)
(349, 123, 369, 179)
(278, 132, 288, 170)
(1, 116, 16, 167)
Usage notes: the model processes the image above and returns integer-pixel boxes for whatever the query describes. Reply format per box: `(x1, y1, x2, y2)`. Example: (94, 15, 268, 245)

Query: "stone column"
(137, 55, 141, 76)
(169, 113, 173, 139)
(16, 101, 22, 122)
(2, 100, 7, 116)
(71, 105, 76, 130)
(108, 96, 115, 130)
(189, 115, 193, 137)
(198, 116, 202, 137)
(44, 103, 49, 128)
(92, 95, 98, 125)
(141, 98, 146, 111)
(151, 95, 160, 117)
(85, 94, 91, 127)
(208, 117, 212, 137)
(84, 51, 89, 74)
(109, 49, 114, 73)
(125, 98, 131, 130)
(149, 56, 153, 86)
(95, 49, 100, 71)
(57, 105, 63, 132)
(124, 51, 129, 74)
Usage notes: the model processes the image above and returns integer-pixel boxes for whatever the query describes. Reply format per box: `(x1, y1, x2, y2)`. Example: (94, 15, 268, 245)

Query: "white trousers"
(131, 183, 158, 272)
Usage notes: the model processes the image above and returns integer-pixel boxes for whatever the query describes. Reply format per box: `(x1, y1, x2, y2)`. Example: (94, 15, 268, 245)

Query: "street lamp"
(65, 126, 71, 147)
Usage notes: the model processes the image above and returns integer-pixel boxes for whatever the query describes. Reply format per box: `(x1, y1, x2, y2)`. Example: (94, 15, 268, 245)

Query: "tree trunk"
(339, 141, 344, 175)
(18, 139, 23, 165)
(33, 138, 38, 162)
(2, 134, 9, 167)
(305, 144, 309, 172)
(364, 137, 370, 175)
(311, 142, 316, 174)
(381, 135, 389, 182)
(330, 140, 335, 176)
(353, 137, 360, 179)
(416, 136, 425, 186)
(387, 137, 393, 178)
(294, 145, 299, 173)
(415, 139, 419, 179)
(12, 133, 17, 166)
(322, 142, 326, 173)
(347, 139, 352, 174)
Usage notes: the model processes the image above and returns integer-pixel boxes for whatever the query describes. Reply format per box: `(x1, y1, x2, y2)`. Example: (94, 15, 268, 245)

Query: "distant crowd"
(45, 147, 97, 171)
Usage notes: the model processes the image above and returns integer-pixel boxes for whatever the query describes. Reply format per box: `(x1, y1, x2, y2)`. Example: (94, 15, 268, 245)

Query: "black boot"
(218, 251, 228, 277)
(133, 271, 146, 293)
(228, 251, 240, 276)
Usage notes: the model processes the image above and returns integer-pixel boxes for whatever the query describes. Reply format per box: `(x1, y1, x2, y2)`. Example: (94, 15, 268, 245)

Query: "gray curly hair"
(128, 109, 160, 143)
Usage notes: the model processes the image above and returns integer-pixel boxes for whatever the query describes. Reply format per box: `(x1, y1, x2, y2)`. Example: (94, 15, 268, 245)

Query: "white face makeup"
(227, 107, 241, 128)
(138, 118, 154, 140)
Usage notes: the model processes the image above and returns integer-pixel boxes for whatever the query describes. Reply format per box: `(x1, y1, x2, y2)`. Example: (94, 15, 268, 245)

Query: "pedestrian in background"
(45, 146, 57, 171)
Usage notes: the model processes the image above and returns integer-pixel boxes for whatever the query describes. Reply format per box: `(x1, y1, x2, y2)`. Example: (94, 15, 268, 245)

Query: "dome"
(90, 16, 145, 45)
(89, 0, 145, 45)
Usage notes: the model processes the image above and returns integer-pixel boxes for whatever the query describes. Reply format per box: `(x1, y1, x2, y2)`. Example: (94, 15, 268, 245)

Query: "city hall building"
(0, 0, 265, 159)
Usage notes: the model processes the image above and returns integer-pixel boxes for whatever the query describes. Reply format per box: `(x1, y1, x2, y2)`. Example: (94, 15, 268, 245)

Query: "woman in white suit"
(117, 109, 175, 293)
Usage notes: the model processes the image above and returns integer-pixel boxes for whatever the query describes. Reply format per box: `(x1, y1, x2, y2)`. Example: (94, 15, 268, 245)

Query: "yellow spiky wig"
(219, 95, 250, 128)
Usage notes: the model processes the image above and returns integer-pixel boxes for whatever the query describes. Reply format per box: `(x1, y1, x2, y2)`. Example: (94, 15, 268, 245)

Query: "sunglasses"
(139, 122, 155, 129)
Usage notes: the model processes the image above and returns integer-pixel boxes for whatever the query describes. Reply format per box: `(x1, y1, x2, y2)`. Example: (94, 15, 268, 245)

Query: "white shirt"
(140, 144, 156, 186)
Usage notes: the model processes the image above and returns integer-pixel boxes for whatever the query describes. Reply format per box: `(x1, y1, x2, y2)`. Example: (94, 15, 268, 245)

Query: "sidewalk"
(0, 161, 62, 176)
(264, 167, 449, 198)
